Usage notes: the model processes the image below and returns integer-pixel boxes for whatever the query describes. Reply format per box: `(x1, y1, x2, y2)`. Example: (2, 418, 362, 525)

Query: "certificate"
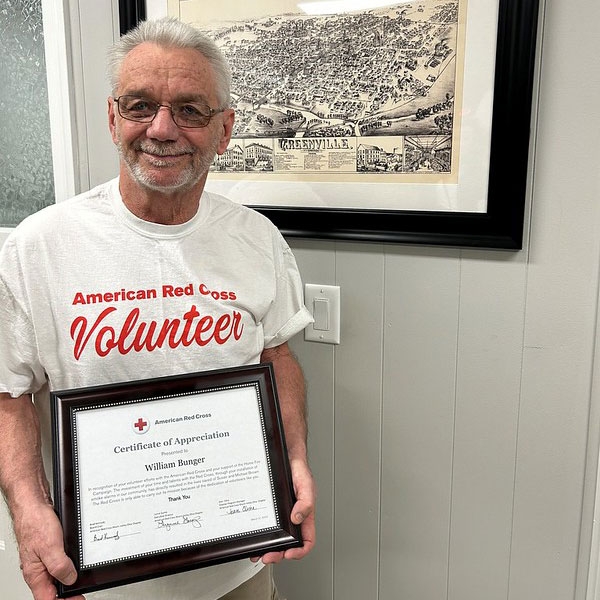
(51, 364, 302, 597)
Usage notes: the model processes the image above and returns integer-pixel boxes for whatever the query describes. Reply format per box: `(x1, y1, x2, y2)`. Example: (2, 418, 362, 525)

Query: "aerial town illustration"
(202, 1, 460, 176)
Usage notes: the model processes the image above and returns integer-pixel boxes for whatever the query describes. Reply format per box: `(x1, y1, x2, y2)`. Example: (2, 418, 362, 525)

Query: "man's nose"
(146, 105, 180, 141)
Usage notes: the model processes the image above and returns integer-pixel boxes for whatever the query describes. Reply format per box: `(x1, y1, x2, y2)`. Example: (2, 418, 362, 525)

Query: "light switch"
(304, 284, 340, 344)
(313, 297, 330, 330)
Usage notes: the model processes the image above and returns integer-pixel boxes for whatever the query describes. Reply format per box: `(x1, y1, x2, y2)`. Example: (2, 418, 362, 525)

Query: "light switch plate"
(304, 284, 341, 344)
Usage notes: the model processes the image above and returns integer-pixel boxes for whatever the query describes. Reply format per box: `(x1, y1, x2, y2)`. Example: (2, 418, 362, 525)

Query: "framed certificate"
(51, 364, 302, 597)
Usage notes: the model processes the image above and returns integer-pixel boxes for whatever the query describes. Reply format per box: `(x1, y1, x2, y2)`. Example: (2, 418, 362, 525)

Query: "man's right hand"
(13, 502, 84, 600)
(0, 393, 85, 599)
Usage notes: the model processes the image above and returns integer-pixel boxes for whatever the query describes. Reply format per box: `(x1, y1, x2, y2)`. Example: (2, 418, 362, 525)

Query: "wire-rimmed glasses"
(114, 95, 225, 128)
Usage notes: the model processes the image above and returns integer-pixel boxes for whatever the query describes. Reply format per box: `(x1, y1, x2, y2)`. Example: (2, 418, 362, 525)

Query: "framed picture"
(121, 0, 541, 249)
(119, 0, 145, 35)
(51, 364, 301, 597)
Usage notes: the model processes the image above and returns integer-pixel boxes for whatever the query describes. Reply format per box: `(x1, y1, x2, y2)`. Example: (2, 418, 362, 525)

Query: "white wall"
(3, 0, 600, 599)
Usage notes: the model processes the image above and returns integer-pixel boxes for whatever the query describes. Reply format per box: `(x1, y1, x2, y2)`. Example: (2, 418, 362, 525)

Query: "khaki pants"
(219, 565, 280, 600)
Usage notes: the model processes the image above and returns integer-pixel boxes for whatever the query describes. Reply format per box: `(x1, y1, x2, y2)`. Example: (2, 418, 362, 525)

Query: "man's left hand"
(255, 457, 316, 564)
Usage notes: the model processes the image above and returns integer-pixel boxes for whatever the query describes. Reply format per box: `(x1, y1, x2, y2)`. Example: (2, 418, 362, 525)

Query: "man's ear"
(216, 109, 235, 155)
(108, 96, 118, 145)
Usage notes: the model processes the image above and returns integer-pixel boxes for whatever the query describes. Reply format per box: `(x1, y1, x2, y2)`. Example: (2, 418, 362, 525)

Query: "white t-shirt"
(0, 178, 312, 600)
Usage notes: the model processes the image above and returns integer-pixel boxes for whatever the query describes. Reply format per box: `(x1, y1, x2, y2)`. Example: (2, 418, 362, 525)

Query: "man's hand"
(258, 343, 316, 565)
(0, 393, 84, 600)
(13, 502, 84, 600)
(258, 457, 316, 564)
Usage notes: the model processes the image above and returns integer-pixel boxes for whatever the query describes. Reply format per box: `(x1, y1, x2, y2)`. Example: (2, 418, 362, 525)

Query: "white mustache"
(137, 142, 194, 156)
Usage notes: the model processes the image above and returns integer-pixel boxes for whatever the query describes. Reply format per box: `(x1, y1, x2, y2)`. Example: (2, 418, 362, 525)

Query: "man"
(0, 17, 315, 600)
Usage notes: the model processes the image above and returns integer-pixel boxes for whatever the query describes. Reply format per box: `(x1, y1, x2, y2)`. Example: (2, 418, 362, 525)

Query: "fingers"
(259, 550, 285, 564)
(22, 549, 78, 600)
(286, 509, 316, 560)
(255, 463, 317, 565)
(250, 459, 317, 566)
(290, 458, 316, 506)
(257, 513, 315, 564)
(16, 505, 79, 600)
(22, 567, 57, 600)
(291, 499, 313, 526)
(251, 508, 316, 565)
(289, 459, 316, 529)
(45, 549, 78, 585)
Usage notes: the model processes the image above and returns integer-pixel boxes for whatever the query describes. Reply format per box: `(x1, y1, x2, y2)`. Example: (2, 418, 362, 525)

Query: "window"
(0, 0, 55, 226)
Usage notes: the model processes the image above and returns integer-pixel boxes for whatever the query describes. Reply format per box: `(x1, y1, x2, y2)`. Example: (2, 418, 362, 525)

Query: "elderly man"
(0, 17, 315, 600)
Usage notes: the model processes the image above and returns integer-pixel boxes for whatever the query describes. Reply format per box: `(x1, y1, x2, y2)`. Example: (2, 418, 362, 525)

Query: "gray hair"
(107, 17, 231, 108)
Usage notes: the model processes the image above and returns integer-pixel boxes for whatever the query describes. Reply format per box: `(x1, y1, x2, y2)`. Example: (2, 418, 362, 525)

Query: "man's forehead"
(118, 43, 216, 92)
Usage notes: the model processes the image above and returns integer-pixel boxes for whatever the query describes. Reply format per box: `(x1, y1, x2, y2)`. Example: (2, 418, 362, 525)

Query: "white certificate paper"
(73, 385, 278, 568)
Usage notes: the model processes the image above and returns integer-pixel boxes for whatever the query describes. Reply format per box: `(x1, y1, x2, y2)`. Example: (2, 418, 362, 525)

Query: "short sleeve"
(0, 239, 46, 397)
(261, 237, 313, 348)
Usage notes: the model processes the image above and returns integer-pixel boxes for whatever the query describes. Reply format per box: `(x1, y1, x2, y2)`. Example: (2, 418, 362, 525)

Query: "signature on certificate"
(221, 498, 268, 517)
(156, 515, 202, 532)
(227, 504, 257, 515)
(92, 531, 120, 542)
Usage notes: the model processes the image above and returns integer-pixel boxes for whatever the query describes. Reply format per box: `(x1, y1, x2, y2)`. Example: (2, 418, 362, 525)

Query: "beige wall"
(3, 0, 600, 599)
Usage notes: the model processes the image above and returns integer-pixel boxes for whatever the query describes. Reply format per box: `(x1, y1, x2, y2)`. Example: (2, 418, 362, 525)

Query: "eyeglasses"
(113, 95, 225, 128)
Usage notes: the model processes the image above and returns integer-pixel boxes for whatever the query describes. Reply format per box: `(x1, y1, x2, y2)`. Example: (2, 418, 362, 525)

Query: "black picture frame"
(119, 0, 145, 36)
(119, 0, 540, 249)
(51, 364, 301, 597)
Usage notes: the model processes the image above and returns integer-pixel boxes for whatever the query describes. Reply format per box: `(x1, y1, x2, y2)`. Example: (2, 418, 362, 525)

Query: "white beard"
(115, 127, 220, 193)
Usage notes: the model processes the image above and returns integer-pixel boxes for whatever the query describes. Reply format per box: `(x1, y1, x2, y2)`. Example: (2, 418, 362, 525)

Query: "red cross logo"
(133, 417, 149, 434)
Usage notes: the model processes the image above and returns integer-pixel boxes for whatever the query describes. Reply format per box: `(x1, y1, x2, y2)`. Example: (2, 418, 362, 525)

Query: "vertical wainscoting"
(333, 244, 385, 600)
(380, 247, 461, 599)
(276, 245, 534, 600)
(276, 224, 599, 600)
(277, 240, 336, 600)
(447, 250, 528, 600)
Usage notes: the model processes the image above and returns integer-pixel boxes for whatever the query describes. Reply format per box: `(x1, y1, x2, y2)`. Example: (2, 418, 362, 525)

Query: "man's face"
(108, 43, 233, 194)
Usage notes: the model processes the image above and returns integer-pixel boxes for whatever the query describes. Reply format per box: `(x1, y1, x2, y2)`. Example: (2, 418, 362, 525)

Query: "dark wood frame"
(51, 364, 301, 597)
(119, 0, 540, 249)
